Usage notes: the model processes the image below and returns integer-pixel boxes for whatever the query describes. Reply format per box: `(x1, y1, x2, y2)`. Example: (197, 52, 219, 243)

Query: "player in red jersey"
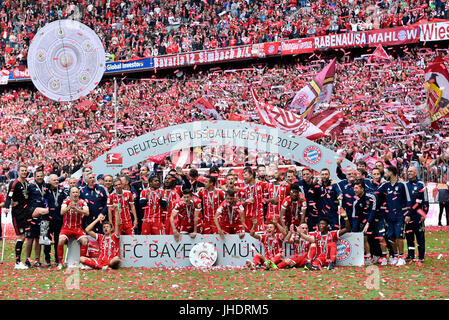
(280, 183, 307, 230)
(214, 189, 246, 239)
(171, 189, 201, 242)
(265, 171, 290, 223)
(163, 173, 183, 234)
(80, 209, 121, 270)
(277, 223, 317, 269)
(298, 209, 352, 270)
(239, 167, 267, 232)
(107, 179, 137, 235)
(198, 175, 225, 234)
(57, 187, 90, 270)
(246, 216, 288, 270)
(140, 175, 167, 235)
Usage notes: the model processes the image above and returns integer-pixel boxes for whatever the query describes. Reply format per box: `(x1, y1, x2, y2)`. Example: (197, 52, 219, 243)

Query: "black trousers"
(405, 219, 426, 260)
(439, 202, 449, 225)
(43, 219, 63, 264)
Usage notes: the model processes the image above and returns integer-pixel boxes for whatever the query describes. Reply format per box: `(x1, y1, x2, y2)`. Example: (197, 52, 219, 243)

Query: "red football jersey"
(107, 190, 134, 226)
(141, 188, 165, 222)
(198, 188, 225, 221)
(265, 183, 290, 221)
(164, 187, 182, 215)
(281, 195, 307, 225)
(96, 233, 120, 260)
(261, 232, 284, 258)
(61, 198, 88, 229)
(172, 197, 202, 226)
(216, 199, 245, 226)
(312, 230, 340, 255)
(292, 235, 311, 256)
(238, 181, 266, 218)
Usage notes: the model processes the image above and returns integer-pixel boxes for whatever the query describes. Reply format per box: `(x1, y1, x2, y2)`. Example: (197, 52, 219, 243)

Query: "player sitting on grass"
(79, 209, 121, 270)
(298, 209, 351, 271)
(276, 223, 317, 269)
(246, 216, 289, 270)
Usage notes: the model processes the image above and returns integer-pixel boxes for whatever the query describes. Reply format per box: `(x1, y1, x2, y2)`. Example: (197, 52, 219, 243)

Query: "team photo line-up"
(3, 157, 428, 271)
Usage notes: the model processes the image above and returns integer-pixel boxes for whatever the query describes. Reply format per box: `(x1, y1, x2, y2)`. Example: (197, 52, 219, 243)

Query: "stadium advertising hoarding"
(314, 25, 419, 50)
(153, 45, 253, 69)
(73, 121, 356, 180)
(420, 21, 449, 41)
(8, 57, 155, 81)
(118, 233, 364, 268)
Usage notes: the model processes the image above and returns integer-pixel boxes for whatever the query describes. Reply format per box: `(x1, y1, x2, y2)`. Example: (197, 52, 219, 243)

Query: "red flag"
(369, 45, 391, 61)
(309, 109, 347, 137)
(228, 112, 247, 121)
(251, 88, 324, 139)
(189, 97, 223, 120)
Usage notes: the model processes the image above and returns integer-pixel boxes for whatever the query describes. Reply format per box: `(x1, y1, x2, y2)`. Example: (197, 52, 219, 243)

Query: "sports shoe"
(57, 264, 64, 270)
(388, 256, 398, 265)
(264, 259, 278, 270)
(304, 262, 317, 271)
(327, 262, 335, 270)
(396, 257, 406, 266)
(33, 261, 43, 268)
(364, 256, 373, 265)
(245, 259, 256, 270)
(379, 257, 388, 266)
(14, 262, 29, 270)
(25, 259, 33, 269)
(371, 256, 380, 264)
(79, 264, 92, 270)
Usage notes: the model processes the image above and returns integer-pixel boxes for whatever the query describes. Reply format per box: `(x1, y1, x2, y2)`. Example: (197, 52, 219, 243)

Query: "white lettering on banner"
(119, 233, 364, 268)
(315, 26, 418, 49)
(73, 121, 356, 180)
(154, 46, 252, 69)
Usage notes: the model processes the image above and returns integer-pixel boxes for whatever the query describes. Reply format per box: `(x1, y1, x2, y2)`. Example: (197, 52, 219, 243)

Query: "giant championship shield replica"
(27, 19, 106, 102)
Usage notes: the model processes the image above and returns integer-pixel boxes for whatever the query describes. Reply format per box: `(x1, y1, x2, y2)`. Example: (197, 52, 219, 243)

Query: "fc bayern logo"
(398, 30, 406, 41)
(268, 45, 275, 54)
(336, 239, 352, 262)
(303, 146, 322, 164)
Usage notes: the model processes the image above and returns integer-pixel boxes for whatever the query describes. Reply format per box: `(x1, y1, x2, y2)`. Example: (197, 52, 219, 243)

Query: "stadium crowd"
(0, 0, 446, 68)
(1, 46, 449, 185)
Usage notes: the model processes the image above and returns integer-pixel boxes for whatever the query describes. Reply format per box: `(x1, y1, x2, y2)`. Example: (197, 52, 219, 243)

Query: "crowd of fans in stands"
(1, 0, 447, 69)
(1, 42, 449, 185)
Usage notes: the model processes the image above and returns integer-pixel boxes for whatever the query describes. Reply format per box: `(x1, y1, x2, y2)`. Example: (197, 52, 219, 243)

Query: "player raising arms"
(246, 216, 289, 271)
(57, 187, 90, 270)
(80, 209, 121, 270)
(298, 209, 351, 271)
(277, 223, 317, 269)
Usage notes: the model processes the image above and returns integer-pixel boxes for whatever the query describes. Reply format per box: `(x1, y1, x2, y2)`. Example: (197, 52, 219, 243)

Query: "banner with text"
(314, 25, 419, 50)
(119, 233, 364, 268)
(154, 45, 253, 69)
(73, 121, 356, 179)
(420, 21, 449, 41)
(281, 38, 314, 55)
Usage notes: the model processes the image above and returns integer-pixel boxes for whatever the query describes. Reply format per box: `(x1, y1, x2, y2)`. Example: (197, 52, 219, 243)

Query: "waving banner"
(73, 121, 356, 180)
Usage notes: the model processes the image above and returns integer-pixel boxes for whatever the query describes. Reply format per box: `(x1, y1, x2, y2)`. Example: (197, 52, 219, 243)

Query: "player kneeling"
(246, 217, 288, 270)
(277, 223, 317, 269)
(298, 209, 351, 271)
(80, 210, 121, 270)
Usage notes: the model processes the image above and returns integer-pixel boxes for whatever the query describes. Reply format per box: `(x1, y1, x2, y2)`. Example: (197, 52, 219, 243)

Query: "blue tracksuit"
(80, 184, 108, 233)
(377, 180, 411, 239)
(405, 179, 428, 260)
(337, 179, 355, 228)
(352, 192, 377, 233)
(298, 179, 321, 230)
(318, 181, 341, 230)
